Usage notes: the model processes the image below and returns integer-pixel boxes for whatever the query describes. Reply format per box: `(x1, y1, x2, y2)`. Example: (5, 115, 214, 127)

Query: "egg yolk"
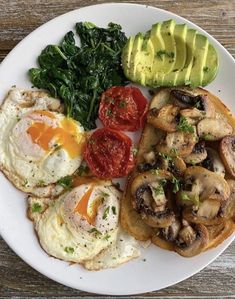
(27, 112, 85, 158)
(74, 186, 102, 225)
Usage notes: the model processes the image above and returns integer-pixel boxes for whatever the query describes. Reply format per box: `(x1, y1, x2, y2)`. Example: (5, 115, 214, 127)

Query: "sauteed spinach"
(29, 22, 128, 130)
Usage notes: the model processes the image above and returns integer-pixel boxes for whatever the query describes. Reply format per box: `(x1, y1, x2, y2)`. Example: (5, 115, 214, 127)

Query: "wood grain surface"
(0, 0, 235, 298)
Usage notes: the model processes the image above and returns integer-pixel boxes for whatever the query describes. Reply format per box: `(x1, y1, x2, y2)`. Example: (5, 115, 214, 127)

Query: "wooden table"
(0, 0, 235, 298)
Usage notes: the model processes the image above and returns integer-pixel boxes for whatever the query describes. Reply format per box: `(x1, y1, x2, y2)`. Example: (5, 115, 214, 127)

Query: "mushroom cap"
(202, 147, 225, 177)
(147, 105, 180, 132)
(184, 142, 207, 165)
(220, 135, 235, 178)
(174, 223, 209, 257)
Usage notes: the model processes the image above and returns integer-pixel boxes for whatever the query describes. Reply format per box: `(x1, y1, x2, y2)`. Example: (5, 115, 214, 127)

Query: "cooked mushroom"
(170, 89, 215, 118)
(220, 136, 235, 178)
(180, 108, 206, 125)
(184, 142, 207, 165)
(202, 147, 225, 177)
(131, 170, 175, 228)
(147, 105, 180, 132)
(175, 223, 209, 257)
(220, 180, 235, 219)
(143, 151, 156, 166)
(177, 166, 230, 207)
(183, 198, 223, 225)
(197, 118, 233, 141)
(161, 219, 181, 242)
(156, 131, 197, 158)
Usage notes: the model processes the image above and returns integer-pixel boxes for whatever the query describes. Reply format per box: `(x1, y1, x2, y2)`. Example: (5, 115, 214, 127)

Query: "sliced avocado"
(202, 44, 219, 86)
(189, 34, 209, 87)
(133, 31, 155, 85)
(122, 36, 134, 78)
(148, 22, 165, 86)
(162, 24, 188, 86)
(176, 28, 197, 85)
(128, 33, 144, 83)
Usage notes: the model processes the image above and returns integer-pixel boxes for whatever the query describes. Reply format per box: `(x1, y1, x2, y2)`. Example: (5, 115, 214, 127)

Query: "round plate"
(0, 3, 234, 296)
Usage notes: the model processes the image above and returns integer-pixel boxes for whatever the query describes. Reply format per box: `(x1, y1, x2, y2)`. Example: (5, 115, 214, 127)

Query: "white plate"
(0, 3, 235, 296)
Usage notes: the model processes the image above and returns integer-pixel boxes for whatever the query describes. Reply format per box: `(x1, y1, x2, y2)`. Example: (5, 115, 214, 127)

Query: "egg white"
(0, 88, 85, 196)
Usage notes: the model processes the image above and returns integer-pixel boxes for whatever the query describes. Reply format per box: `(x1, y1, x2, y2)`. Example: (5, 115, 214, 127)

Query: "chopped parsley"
(103, 234, 111, 241)
(172, 177, 180, 193)
(102, 206, 110, 220)
(132, 147, 138, 156)
(201, 133, 213, 140)
(203, 66, 210, 72)
(151, 168, 160, 175)
(101, 191, 109, 198)
(170, 148, 178, 156)
(119, 100, 127, 108)
(179, 192, 191, 201)
(64, 246, 74, 254)
(16, 115, 21, 122)
(89, 228, 102, 237)
(156, 50, 174, 60)
(77, 162, 89, 176)
(153, 185, 164, 195)
(180, 193, 200, 206)
(194, 101, 201, 109)
(176, 116, 194, 133)
(22, 179, 28, 187)
(32, 202, 42, 213)
(38, 180, 45, 187)
(57, 175, 73, 190)
(111, 206, 117, 215)
(106, 109, 113, 116)
(159, 152, 172, 161)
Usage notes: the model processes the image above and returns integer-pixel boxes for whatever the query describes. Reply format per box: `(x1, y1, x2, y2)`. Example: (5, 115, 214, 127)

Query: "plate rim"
(0, 2, 235, 295)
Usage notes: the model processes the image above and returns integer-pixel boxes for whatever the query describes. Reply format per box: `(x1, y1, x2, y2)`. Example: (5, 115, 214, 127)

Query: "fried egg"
(0, 89, 85, 197)
(28, 182, 140, 268)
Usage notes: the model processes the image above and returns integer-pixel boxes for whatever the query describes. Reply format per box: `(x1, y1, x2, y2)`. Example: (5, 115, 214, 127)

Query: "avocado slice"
(162, 23, 188, 86)
(122, 36, 134, 78)
(148, 22, 165, 86)
(128, 33, 144, 83)
(202, 44, 219, 86)
(189, 34, 209, 87)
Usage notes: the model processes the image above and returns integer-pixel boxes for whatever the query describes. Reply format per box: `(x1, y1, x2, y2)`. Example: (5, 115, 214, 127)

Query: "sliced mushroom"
(220, 136, 235, 178)
(170, 89, 215, 118)
(143, 151, 156, 166)
(177, 166, 230, 207)
(220, 180, 235, 219)
(147, 105, 180, 132)
(184, 142, 207, 165)
(175, 223, 209, 257)
(202, 148, 225, 177)
(183, 198, 223, 225)
(131, 170, 175, 228)
(180, 108, 206, 125)
(156, 131, 197, 158)
(161, 219, 181, 242)
(197, 118, 233, 141)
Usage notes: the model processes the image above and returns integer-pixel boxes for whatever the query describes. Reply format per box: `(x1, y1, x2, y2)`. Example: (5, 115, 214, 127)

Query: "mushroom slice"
(156, 131, 197, 158)
(161, 219, 181, 242)
(175, 223, 209, 257)
(147, 105, 180, 132)
(220, 180, 235, 219)
(220, 136, 235, 178)
(183, 198, 223, 225)
(184, 142, 207, 165)
(202, 147, 225, 177)
(170, 89, 215, 118)
(197, 118, 233, 141)
(180, 108, 206, 125)
(177, 166, 230, 206)
(131, 170, 175, 228)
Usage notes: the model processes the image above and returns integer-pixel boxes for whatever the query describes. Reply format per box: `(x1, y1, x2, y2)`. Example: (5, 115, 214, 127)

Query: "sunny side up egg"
(28, 182, 140, 269)
(0, 89, 85, 197)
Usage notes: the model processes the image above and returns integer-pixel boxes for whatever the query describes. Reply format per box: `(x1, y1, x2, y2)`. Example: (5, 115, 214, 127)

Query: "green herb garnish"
(159, 152, 172, 161)
(102, 206, 110, 220)
(77, 162, 89, 176)
(153, 185, 164, 195)
(64, 246, 74, 254)
(172, 177, 180, 193)
(203, 66, 210, 72)
(132, 147, 138, 156)
(119, 100, 127, 108)
(176, 116, 194, 133)
(28, 23, 128, 130)
(57, 175, 73, 190)
(32, 202, 42, 213)
(202, 133, 213, 140)
(89, 228, 102, 237)
(156, 50, 174, 60)
(111, 206, 117, 215)
(103, 234, 111, 241)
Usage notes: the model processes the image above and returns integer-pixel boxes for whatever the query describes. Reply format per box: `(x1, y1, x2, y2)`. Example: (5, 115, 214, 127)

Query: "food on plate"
(122, 20, 218, 88)
(84, 128, 134, 179)
(121, 87, 235, 257)
(28, 181, 140, 270)
(29, 22, 128, 130)
(0, 88, 85, 197)
(98, 86, 148, 131)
